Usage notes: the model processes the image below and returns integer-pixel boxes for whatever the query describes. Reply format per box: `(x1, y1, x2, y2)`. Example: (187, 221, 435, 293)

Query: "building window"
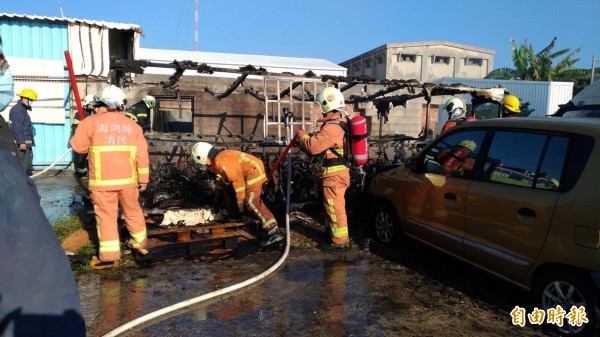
(153, 97, 194, 133)
(353, 63, 361, 72)
(466, 57, 483, 66)
(364, 59, 372, 68)
(375, 55, 384, 64)
(433, 56, 450, 64)
(399, 54, 416, 62)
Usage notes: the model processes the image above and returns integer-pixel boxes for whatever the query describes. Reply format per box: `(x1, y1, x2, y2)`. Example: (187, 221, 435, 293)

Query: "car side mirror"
(405, 156, 420, 171)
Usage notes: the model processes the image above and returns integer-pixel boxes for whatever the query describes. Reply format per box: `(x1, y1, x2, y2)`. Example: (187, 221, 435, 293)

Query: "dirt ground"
(35, 171, 559, 337)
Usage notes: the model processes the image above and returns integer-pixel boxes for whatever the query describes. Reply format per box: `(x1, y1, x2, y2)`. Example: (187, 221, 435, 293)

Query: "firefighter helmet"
(503, 95, 521, 113)
(315, 87, 345, 114)
(82, 94, 98, 106)
(142, 95, 156, 109)
(97, 85, 127, 111)
(457, 139, 477, 152)
(191, 142, 214, 165)
(444, 97, 465, 119)
(17, 88, 38, 101)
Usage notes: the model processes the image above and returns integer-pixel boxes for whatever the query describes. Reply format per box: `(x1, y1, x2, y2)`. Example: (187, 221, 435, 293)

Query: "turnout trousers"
(321, 172, 350, 245)
(91, 187, 147, 262)
(223, 183, 277, 233)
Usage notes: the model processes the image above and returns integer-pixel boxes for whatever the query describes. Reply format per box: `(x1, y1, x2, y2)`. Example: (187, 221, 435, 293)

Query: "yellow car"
(370, 117, 600, 336)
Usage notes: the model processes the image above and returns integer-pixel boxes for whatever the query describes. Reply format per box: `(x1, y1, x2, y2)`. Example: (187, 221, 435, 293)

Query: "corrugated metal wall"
(1, 19, 72, 168)
(441, 78, 574, 117)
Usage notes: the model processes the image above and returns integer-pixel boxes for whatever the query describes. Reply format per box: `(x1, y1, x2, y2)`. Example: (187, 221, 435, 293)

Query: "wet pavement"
(34, 170, 559, 337)
(75, 242, 559, 337)
(33, 170, 88, 222)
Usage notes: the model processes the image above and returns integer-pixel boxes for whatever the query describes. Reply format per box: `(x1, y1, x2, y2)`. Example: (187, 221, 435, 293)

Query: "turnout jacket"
(8, 101, 34, 147)
(298, 115, 349, 178)
(126, 101, 150, 131)
(210, 150, 268, 202)
(70, 108, 150, 191)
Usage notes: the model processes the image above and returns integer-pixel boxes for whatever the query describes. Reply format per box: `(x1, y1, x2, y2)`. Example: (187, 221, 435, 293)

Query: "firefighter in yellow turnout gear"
(70, 85, 150, 269)
(296, 87, 351, 249)
(191, 142, 284, 247)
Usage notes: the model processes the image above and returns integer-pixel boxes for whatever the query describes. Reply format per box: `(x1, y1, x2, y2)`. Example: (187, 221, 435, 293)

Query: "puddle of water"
(38, 186, 86, 222)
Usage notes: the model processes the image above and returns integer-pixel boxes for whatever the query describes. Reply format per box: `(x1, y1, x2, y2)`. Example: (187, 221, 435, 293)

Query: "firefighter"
(126, 95, 154, 131)
(191, 142, 284, 247)
(500, 94, 521, 118)
(295, 87, 351, 249)
(9, 88, 37, 175)
(70, 85, 150, 269)
(72, 94, 97, 177)
(441, 97, 468, 132)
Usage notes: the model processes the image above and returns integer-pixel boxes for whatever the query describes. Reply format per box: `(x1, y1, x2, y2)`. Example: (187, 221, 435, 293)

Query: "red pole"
(267, 134, 298, 180)
(64, 50, 85, 121)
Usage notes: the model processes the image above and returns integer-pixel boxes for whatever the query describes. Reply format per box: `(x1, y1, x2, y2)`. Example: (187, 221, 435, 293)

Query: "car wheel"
(534, 270, 600, 336)
(373, 204, 401, 244)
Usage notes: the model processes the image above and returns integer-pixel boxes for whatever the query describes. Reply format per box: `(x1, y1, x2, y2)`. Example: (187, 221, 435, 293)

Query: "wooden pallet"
(134, 219, 260, 262)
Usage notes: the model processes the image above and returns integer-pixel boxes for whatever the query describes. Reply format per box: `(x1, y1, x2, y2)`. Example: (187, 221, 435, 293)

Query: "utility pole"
(57, 0, 65, 17)
(591, 55, 596, 84)
(194, 0, 199, 51)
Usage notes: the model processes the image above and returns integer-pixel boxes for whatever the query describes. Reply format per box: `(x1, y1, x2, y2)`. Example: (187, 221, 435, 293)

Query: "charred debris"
(109, 57, 506, 213)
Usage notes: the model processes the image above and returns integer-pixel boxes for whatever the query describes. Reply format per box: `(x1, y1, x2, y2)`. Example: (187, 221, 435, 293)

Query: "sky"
(2, 0, 599, 70)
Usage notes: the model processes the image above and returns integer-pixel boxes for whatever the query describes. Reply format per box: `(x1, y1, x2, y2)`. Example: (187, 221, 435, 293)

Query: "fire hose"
(101, 123, 296, 337)
(31, 51, 82, 179)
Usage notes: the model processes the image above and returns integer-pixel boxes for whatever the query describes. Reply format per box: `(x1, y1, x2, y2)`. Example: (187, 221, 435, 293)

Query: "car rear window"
(480, 130, 594, 192)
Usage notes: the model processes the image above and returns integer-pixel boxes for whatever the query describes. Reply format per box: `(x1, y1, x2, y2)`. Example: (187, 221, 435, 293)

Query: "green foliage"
(77, 242, 96, 256)
(485, 37, 595, 94)
(519, 100, 535, 117)
(52, 216, 84, 242)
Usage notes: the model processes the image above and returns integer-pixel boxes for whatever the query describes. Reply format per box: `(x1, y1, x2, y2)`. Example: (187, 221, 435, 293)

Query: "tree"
(486, 37, 582, 81)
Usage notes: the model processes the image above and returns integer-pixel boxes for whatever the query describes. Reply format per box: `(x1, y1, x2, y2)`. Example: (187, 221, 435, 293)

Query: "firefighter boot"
(89, 256, 120, 270)
(259, 227, 285, 247)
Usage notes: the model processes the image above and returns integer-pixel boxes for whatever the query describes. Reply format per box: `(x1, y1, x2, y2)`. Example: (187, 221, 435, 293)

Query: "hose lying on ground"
(30, 148, 73, 179)
(101, 151, 293, 337)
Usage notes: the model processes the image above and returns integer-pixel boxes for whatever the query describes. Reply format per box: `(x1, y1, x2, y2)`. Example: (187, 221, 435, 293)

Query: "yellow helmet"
(503, 95, 521, 113)
(315, 87, 345, 114)
(17, 88, 38, 101)
(457, 140, 477, 152)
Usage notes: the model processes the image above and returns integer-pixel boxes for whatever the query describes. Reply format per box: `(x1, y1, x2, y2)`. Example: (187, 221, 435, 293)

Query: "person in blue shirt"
(9, 88, 37, 175)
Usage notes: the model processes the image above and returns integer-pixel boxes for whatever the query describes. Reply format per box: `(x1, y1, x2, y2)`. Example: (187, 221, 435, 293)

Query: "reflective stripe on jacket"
(210, 150, 267, 202)
(69, 109, 150, 191)
(298, 116, 349, 178)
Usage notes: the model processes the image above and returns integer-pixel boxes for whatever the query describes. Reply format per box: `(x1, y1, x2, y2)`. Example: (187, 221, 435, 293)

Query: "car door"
(464, 130, 567, 281)
(403, 130, 486, 256)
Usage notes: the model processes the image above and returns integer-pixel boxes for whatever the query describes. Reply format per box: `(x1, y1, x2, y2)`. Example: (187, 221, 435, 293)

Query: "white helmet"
(315, 87, 345, 114)
(444, 97, 465, 119)
(82, 94, 98, 106)
(97, 85, 127, 111)
(142, 95, 156, 109)
(191, 142, 214, 165)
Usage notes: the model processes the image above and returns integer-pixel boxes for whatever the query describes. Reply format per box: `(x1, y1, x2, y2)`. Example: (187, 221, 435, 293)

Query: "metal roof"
(137, 48, 346, 73)
(0, 13, 143, 34)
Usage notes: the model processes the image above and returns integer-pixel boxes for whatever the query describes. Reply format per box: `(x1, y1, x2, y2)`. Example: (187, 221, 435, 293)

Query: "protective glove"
(294, 128, 305, 140)
(237, 200, 245, 214)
